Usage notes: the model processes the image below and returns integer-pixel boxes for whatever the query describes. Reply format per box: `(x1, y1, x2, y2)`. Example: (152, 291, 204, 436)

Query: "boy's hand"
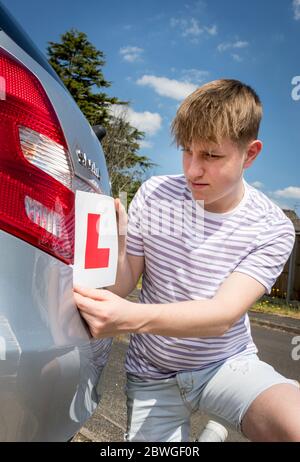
(74, 285, 135, 338)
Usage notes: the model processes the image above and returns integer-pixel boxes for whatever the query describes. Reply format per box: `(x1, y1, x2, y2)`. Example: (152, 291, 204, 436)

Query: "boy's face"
(182, 138, 262, 213)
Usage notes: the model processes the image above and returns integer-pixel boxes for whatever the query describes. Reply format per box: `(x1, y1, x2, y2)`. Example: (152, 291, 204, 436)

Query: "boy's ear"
(243, 140, 263, 169)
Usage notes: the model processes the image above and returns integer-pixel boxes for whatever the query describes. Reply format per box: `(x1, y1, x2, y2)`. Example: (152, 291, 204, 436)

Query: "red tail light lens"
(0, 48, 74, 264)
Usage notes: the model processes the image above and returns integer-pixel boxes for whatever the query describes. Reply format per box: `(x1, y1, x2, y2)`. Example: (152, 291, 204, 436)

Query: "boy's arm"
(75, 208, 293, 338)
(106, 198, 144, 298)
(73, 271, 265, 338)
(106, 252, 144, 298)
(135, 271, 266, 337)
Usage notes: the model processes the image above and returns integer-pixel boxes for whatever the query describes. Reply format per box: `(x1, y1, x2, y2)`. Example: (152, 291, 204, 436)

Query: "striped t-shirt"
(125, 174, 295, 380)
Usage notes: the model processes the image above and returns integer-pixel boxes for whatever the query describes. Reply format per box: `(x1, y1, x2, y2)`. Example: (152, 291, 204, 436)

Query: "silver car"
(0, 2, 113, 441)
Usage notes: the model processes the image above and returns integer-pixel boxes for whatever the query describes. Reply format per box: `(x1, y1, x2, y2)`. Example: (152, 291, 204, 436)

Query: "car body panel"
(0, 230, 113, 441)
(0, 3, 114, 441)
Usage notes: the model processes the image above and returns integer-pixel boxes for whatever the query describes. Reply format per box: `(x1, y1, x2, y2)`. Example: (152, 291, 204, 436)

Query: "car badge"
(76, 149, 101, 180)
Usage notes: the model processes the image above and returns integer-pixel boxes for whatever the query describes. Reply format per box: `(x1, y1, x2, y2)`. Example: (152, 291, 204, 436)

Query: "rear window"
(0, 2, 65, 88)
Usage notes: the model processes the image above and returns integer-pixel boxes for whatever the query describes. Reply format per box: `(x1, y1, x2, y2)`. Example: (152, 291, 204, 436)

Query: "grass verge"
(251, 295, 300, 319)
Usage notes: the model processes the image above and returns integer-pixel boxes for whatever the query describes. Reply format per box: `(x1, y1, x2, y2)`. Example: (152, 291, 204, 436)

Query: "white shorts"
(125, 353, 299, 442)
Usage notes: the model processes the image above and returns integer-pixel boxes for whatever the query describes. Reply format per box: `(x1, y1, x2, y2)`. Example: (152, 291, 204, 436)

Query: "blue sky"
(3, 0, 300, 213)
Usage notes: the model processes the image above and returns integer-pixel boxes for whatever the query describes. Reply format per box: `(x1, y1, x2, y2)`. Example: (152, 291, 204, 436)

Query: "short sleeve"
(126, 182, 148, 257)
(233, 219, 295, 294)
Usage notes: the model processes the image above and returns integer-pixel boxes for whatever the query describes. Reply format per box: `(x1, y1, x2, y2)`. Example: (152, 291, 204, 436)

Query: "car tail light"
(0, 48, 75, 264)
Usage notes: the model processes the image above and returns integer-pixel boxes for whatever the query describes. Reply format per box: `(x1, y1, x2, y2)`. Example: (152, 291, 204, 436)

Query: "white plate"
(73, 191, 118, 289)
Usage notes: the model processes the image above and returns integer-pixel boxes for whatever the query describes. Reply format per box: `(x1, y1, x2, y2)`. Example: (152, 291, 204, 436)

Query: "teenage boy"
(74, 79, 300, 442)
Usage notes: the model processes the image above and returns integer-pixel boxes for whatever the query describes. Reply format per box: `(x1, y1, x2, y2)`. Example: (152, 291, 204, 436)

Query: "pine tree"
(101, 112, 156, 201)
(47, 29, 156, 201)
(47, 29, 123, 125)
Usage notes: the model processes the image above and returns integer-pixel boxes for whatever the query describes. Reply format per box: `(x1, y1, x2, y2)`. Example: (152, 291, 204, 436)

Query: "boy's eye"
(205, 152, 218, 158)
(181, 148, 222, 158)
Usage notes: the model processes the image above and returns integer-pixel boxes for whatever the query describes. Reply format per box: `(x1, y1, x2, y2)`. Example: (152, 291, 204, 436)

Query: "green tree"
(47, 29, 123, 125)
(47, 29, 156, 200)
(101, 112, 156, 202)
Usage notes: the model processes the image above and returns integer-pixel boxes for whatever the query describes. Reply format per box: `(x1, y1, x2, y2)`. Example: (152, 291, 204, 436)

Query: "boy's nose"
(188, 158, 205, 178)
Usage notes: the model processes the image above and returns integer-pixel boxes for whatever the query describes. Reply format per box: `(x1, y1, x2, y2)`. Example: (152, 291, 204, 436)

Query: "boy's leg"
(241, 383, 300, 442)
(197, 354, 300, 441)
(125, 373, 192, 442)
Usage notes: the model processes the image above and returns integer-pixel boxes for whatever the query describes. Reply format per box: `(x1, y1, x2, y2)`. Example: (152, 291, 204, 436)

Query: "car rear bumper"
(0, 230, 112, 441)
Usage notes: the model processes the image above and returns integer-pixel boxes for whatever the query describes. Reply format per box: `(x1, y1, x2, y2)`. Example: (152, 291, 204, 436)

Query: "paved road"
(252, 325, 300, 381)
(74, 324, 300, 442)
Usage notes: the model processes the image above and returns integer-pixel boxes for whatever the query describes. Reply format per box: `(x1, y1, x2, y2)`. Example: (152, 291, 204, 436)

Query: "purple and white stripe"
(125, 175, 295, 379)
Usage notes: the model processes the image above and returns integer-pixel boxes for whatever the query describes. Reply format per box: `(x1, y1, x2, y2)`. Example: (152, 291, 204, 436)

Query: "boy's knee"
(241, 383, 300, 441)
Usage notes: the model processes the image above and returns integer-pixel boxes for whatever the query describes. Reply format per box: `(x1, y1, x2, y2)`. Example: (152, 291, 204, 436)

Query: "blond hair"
(171, 79, 262, 148)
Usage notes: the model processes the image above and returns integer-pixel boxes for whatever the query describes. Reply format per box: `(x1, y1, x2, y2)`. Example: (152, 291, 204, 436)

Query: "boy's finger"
(74, 293, 96, 314)
(73, 286, 109, 300)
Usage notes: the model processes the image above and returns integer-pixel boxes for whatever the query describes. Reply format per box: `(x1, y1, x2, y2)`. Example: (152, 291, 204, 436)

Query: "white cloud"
(263, 190, 294, 210)
(232, 53, 243, 62)
(137, 75, 197, 100)
(251, 181, 264, 189)
(217, 43, 227, 52)
(119, 46, 144, 63)
(139, 140, 153, 149)
(274, 186, 300, 199)
(183, 18, 203, 37)
(170, 17, 217, 40)
(181, 68, 209, 83)
(293, 0, 300, 20)
(110, 105, 162, 136)
(217, 40, 249, 52)
(205, 25, 218, 36)
(234, 40, 249, 48)
(185, 0, 207, 14)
